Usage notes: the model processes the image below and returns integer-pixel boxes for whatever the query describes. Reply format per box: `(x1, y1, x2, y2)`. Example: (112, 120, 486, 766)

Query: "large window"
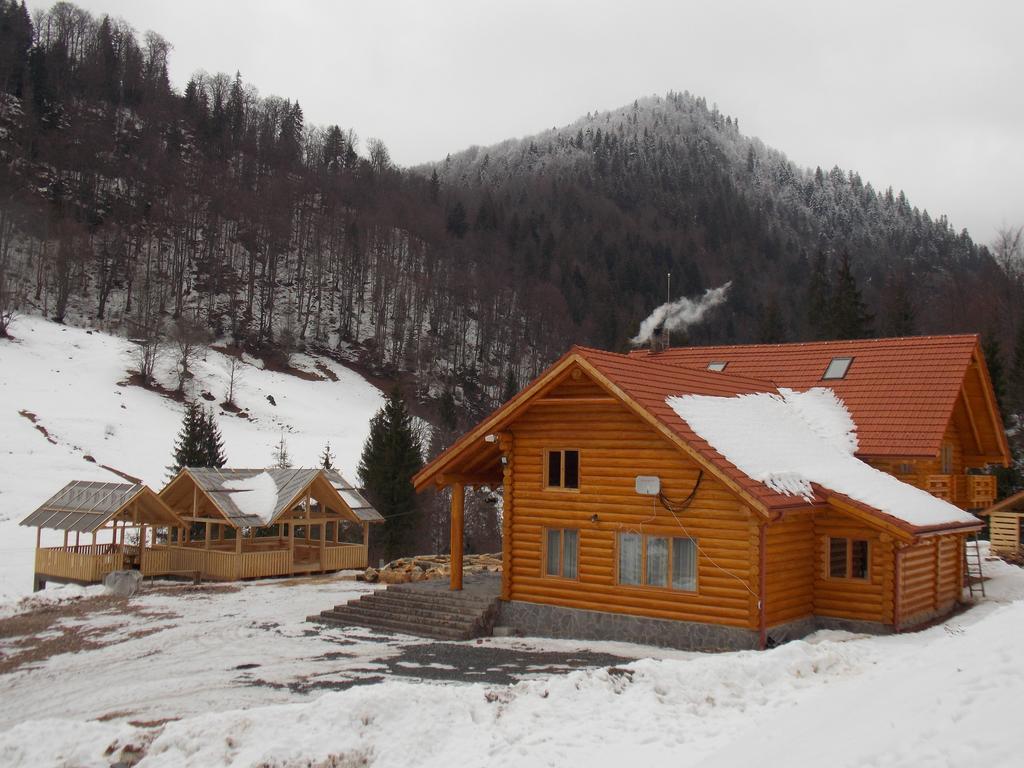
(829, 537, 869, 580)
(544, 528, 579, 579)
(546, 449, 580, 490)
(617, 533, 697, 591)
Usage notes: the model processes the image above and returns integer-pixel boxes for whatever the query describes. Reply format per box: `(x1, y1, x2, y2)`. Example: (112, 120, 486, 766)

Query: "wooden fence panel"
(323, 544, 368, 571)
(35, 547, 125, 582)
(140, 548, 171, 576)
(238, 550, 291, 579)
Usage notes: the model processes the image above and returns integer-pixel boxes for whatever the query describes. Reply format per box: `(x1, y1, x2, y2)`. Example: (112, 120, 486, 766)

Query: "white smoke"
(630, 282, 732, 346)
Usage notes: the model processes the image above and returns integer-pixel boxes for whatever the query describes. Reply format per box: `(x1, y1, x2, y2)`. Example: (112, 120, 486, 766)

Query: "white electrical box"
(635, 475, 661, 496)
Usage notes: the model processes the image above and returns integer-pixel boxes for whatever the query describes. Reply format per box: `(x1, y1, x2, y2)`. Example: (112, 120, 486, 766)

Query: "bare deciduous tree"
(0, 270, 20, 338)
(129, 275, 165, 386)
(224, 349, 244, 406)
(169, 313, 209, 392)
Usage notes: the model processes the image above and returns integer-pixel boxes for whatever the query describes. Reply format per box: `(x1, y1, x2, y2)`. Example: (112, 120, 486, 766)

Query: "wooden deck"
(34, 541, 369, 586)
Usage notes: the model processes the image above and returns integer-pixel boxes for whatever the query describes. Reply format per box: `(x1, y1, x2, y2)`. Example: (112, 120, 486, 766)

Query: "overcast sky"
(29, 0, 1023, 243)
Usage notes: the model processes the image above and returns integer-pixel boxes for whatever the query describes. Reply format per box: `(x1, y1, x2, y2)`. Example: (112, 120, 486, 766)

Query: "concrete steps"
(308, 583, 500, 641)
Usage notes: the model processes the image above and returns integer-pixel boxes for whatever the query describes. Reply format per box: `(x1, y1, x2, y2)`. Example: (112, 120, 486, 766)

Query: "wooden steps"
(308, 583, 500, 641)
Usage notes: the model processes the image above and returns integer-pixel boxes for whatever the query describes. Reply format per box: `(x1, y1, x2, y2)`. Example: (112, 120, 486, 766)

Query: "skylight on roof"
(707, 361, 728, 372)
(822, 356, 853, 380)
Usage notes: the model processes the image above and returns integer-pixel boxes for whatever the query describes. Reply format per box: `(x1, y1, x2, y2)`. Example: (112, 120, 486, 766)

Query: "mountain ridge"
(0, 1, 1014, 431)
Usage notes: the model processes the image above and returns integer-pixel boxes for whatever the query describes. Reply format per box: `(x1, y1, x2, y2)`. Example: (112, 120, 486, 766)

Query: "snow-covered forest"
(1, 0, 1022, 436)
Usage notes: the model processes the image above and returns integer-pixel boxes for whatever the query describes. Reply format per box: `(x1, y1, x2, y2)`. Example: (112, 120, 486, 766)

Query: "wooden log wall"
(899, 533, 963, 628)
(764, 512, 815, 626)
(507, 376, 759, 629)
(812, 508, 895, 625)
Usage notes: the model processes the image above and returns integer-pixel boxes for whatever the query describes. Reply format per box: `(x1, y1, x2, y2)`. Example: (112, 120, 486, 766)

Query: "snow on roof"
(222, 472, 280, 526)
(667, 387, 981, 529)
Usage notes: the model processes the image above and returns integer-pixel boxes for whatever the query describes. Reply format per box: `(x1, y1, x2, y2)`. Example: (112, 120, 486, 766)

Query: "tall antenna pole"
(666, 272, 671, 348)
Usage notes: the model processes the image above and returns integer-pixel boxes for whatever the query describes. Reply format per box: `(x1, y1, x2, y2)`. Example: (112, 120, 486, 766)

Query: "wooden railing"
(40, 541, 369, 585)
(35, 546, 125, 582)
(897, 473, 997, 509)
(322, 543, 368, 571)
(963, 475, 997, 507)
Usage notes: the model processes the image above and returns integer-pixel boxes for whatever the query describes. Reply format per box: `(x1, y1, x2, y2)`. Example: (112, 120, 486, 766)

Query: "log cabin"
(413, 336, 1009, 650)
(21, 468, 383, 588)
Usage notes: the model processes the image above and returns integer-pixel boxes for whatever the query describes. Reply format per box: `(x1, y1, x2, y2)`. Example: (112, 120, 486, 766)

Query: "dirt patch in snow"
(0, 595, 179, 674)
(16, 409, 57, 444)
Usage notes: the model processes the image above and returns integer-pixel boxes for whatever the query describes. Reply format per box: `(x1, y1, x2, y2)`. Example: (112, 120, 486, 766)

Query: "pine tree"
(806, 250, 832, 340)
(757, 299, 786, 343)
(319, 441, 336, 470)
(985, 332, 1008, 425)
(201, 407, 227, 469)
(358, 387, 424, 559)
(831, 252, 873, 340)
(169, 403, 226, 475)
(884, 279, 916, 337)
(273, 431, 292, 468)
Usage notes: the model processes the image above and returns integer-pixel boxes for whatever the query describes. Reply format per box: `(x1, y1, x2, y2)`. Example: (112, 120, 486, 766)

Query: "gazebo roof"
(20, 481, 182, 532)
(173, 468, 384, 527)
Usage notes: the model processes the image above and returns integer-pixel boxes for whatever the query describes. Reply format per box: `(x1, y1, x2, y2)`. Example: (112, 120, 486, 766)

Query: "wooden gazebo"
(158, 467, 383, 580)
(21, 480, 185, 590)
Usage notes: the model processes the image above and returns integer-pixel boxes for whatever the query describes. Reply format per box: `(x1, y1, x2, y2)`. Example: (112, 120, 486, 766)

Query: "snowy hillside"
(0, 315, 385, 602)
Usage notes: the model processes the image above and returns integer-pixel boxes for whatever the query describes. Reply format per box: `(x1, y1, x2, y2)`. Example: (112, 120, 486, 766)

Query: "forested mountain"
(1, 1, 1021, 434)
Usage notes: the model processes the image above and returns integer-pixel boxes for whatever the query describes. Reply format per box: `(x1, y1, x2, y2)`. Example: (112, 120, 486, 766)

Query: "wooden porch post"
(319, 522, 326, 569)
(289, 522, 295, 576)
(235, 527, 242, 554)
(63, 530, 69, 547)
(204, 521, 211, 550)
(450, 482, 465, 591)
(36, 527, 41, 549)
(75, 531, 80, 549)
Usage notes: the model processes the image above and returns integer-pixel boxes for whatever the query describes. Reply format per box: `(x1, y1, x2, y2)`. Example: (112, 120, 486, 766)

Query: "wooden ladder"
(964, 533, 985, 598)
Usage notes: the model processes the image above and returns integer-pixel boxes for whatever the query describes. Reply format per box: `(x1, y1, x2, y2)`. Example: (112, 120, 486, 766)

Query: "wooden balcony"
(896, 473, 997, 509)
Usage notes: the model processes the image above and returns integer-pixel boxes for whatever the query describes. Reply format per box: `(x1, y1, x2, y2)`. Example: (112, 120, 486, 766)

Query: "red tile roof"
(575, 347, 829, 513)
(628, 335, 986, 459)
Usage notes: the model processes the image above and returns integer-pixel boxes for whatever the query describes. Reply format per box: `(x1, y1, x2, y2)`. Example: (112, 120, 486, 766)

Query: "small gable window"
(707, 361, 728, 372)
(546, 449, 580, 490)
(822, 356, 854, 380)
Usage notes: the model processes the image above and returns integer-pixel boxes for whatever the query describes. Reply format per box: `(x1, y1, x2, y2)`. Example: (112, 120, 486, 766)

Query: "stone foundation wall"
(497, 600, 761, 652)
(497, 601, 914, 651)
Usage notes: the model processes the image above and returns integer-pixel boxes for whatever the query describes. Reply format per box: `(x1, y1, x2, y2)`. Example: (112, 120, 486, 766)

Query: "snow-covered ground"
(0, 315, 384, 603)
(4, 315, 1024, 767)
(0, 550, 1021, 767)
